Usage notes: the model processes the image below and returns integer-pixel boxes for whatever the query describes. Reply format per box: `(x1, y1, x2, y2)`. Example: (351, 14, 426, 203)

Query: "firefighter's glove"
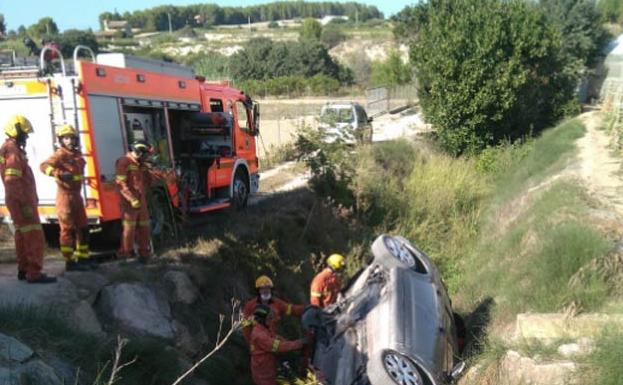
(130, 199, 141, 209)
(21, 205, 34, 219)
(59, 172, 73, 182)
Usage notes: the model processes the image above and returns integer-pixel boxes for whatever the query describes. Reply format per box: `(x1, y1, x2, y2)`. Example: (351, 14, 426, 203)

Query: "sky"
(0, 0, 416, 32)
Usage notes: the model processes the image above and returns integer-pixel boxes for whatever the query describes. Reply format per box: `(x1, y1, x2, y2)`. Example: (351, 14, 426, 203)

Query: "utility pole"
(168, 12, 172, 34)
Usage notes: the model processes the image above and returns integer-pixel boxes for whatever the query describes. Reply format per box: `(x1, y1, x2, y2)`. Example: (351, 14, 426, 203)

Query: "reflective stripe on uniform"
(74, 251, 89, 259)
(0, 156, 5, 164)
(138, 220, 150, 227)
(123, 220, 137, 227)
(271, 338, 281, 352)
(60, 246, 74, 253)
(77, 244, 89, 252)
(72, 175, 84, 181)
(17, 224, 42, 233)
(286, 304, 292, 316)
(5, 168, 22, 177)
(44, 166, 55, 176)
(116, 175, 127, 181)
(311, 291, 322, 298)
(127, 165, 138, 171)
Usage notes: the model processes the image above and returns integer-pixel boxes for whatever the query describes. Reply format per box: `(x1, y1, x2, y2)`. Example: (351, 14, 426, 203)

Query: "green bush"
(408, 0, 578, 155)
(585, 327, 623, 385)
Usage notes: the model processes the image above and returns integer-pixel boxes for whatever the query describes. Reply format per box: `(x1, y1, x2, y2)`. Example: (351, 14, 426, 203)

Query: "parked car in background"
(302, 234, 466, 385)
(318, 102, 373, 144)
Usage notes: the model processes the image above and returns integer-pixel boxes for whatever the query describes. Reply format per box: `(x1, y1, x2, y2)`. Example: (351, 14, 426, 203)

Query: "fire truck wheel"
(232, 169, 249, 210)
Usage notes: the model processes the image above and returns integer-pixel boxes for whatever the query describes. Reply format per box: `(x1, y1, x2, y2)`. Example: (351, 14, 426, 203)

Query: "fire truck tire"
(232, 168, 249, 210)
(148, 187, 179, 249)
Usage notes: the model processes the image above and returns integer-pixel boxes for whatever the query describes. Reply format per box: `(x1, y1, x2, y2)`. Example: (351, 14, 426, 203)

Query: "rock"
(0, 277, 103, 336)
(0, 334, 63, 385)
(98, 283, 175, 339)
(0, 333, 33, 363)
(63, 271, 109, 305)
(499, 350, 577, 385)
(172, 320, 200, 355)
(164, 271, 199, 304)
(557, 337, 595, 358)
(514, 313, 623, 343)
(16, 359, 63, 385)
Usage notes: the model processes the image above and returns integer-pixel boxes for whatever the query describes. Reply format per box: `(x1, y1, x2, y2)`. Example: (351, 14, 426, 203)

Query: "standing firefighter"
(40, 124, 95, 271)
(114, 140, 158, 262)
(249, 304, 308, 385)
(310, 253, 345, 308)
(0, 116, 56, 283)
(242, 275, 305, 343)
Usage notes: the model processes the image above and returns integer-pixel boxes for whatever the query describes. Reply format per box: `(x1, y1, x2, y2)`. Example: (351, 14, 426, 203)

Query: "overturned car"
(302, 235, 466, 385)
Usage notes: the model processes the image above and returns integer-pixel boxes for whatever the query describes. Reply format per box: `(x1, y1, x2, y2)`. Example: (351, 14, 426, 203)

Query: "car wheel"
(371, 234, 422, 271)
(367, 349, 427, 385)
(232, 169, 249, 209)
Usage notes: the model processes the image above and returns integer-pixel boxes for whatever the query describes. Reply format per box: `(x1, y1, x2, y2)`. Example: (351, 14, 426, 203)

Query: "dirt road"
(577, 112, 623, 214)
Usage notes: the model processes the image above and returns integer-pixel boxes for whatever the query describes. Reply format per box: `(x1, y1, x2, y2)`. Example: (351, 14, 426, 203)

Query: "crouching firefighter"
(242, 275, 305, 343)
(40, 124, 96, 271)
(249, 304, 309, 385)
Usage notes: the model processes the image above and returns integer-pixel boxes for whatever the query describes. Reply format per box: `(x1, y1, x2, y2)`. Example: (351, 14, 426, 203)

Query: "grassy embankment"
(316, 116, 621, 384)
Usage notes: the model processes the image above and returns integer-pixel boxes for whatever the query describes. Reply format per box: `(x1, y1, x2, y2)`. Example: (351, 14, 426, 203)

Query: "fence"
(366, 83, 418, 117)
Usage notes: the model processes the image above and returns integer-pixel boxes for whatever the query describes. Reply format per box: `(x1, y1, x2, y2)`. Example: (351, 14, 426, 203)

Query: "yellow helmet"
(327, 253, 346, 271)
(255, 275, 274, 289)
(56, 124, 77, 137)
(4, 115, 33, 138)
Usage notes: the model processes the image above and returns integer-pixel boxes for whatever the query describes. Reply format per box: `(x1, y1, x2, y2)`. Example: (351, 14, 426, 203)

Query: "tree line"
(98, 2, 382, 31)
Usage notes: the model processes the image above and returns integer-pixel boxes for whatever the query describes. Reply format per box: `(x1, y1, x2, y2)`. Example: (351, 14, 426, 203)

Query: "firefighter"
(310, 253, 345, 308)
(249, 304, 308, 385)
(40, 124, 95, 272)
(242, 275, 305, 343)
(114, 140, 158, 263)
(0, 115, 56, 283)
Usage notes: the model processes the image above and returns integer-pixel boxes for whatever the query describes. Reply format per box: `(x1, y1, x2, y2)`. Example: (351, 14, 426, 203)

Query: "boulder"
(514, 313, 623, 343)
(164, 271, 199, 304)
(499, 350, 577, 385)
(557, 337, 595, 358)
(0, 333, 63, 385)
(0, 277, 103, 336)
(63, 271, 109, 304)
(98, 283, 175, 339)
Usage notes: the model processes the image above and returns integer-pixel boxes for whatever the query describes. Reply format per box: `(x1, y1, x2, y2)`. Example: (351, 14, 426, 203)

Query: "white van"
(319, 102, 373, 144)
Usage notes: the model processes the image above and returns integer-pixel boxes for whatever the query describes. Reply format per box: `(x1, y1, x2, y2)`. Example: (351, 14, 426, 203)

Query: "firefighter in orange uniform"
(310, 253, 345, 308)
(249, 304, 308, 385)
(115, 140, 160, 263)
(242, 275, 305, 343)
(40, 124, 95, 271)
(0, 116, 56, 283)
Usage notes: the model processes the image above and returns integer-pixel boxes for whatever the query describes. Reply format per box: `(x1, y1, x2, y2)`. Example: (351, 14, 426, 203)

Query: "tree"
(370, 51, 412, 86)
(540, 0, 609, 69)
(321, 24, 346, 48)
(57, 29, 99, 57)
(301, 18, 322, 41)
(598, 0, 623, 22)
(28, 17, 59, 39)
(0, 14, 6, 36)
(410, 0, 573, 155)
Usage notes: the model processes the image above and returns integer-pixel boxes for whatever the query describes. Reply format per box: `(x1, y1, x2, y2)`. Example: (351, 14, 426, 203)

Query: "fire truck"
(0, 46, 260, 246)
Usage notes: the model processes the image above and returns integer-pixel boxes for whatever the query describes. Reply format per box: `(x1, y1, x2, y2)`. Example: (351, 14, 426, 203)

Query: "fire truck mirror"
(252, 103, 260, 136)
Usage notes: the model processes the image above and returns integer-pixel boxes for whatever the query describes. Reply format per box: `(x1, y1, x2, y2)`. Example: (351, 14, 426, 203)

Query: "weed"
(582, 326, 623, 385)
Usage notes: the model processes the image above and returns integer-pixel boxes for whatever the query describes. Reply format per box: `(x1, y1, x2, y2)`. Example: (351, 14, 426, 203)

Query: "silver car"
(303, 234, 466, 385)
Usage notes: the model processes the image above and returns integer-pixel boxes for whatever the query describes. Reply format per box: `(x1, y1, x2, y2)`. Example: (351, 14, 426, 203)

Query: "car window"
(236, 101, 249, 131)
(322, 107, 355, 124)
(355, 105, 368, 124)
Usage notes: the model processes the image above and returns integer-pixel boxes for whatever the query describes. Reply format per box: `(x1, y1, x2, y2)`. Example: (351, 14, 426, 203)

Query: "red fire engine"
(0, 46, 260, 245)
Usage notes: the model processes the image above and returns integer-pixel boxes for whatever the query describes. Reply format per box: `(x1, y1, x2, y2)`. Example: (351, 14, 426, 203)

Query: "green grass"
(584, 326, 623, 385)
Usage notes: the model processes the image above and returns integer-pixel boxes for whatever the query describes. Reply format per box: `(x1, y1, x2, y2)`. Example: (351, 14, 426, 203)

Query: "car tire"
(371, 234, 423, 271)
(367, 349, 428, 385)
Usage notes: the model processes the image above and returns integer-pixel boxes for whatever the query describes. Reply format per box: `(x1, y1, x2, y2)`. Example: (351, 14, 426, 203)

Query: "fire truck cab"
(0, 46, 260, 245)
